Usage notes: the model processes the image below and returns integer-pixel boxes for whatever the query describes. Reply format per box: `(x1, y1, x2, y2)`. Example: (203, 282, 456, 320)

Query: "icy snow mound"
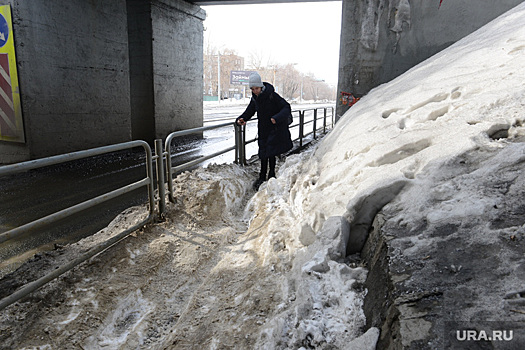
(241, 3, 525, 348)
(170, 163, 254, 223)
(247, 2, 525, 255)
(295, 2, 525, 242)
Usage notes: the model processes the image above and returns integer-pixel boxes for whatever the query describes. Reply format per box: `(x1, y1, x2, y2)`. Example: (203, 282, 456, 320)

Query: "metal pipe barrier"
(0, 105, 334, 310)
(294, 107, 334, 148)
(0, 140, 156, 310)
(164, 121, 234, 203)
(0, 216, 153, 311)
(0, 141, 155, 245)
(290, 107, 334, 157)
(161, 106, 333, 204)
(233, 106, 334, 165)
(154, 139, 167, 219)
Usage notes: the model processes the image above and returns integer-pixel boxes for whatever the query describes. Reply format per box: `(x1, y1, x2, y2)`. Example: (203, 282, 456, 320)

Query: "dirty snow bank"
(0, 164, 257, 349)
(240, 2, 525, 347)
(153, 149, 376, 349)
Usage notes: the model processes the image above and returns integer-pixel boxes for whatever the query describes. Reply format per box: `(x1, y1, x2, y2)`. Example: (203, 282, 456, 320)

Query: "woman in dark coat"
(236, 72, 293, 190)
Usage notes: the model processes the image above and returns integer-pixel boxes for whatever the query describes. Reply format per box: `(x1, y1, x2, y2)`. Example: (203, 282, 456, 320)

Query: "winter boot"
(268, 156, 276, 179)
(253, 176, 265, 191)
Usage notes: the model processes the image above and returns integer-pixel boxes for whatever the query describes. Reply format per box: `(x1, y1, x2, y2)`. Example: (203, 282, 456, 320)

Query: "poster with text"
(0, 4, 23, 143)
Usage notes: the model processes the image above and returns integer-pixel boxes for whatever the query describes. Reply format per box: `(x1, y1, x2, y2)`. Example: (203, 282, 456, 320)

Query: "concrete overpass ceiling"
(188, 0, 334, 6)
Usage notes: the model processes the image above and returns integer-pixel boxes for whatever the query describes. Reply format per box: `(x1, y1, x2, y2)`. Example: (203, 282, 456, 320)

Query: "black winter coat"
(237, 82, 293, 159)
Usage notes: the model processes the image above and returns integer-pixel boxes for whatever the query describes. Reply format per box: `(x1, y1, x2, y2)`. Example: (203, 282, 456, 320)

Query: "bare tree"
(277, 64, 301, 100)
(203, 42, 218, 96)
(204, 43, 336, 102)
(247, 49, 273, 71)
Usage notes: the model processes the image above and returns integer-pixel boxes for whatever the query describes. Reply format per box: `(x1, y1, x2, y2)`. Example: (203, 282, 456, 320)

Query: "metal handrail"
(161, 105, 334, 204)
(0, 141, 155, 245)
(301, 107, 334, 141)
(164, 121, 234, 203)
(234, 106, 335, 164)
(237, 107, 334, 155)
(0, 140, 156, 310)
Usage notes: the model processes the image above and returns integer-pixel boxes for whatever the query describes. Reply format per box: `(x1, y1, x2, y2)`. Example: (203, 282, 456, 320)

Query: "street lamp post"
(300, 75, 304, 103)
(217, 52, 221, 103)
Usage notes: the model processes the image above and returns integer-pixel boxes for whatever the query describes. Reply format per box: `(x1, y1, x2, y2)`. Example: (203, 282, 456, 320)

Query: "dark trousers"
(260, 156, 276, 180)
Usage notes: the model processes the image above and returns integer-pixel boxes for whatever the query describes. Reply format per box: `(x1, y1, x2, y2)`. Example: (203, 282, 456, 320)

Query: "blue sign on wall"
(0, 14, 9, 48)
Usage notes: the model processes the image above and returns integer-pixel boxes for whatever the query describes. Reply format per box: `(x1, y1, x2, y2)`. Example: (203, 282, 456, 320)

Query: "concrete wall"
(336, 0, 523, 119)
(151, 0, 205, 140)
(128, 0, 155, 142)
(128, 0, 205, 143)
(0, 0, 205, 163)
(4, 0, 132, 162)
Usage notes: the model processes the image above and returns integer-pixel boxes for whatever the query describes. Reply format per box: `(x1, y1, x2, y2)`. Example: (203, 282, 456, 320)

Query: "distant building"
(203, 51, 244, 100)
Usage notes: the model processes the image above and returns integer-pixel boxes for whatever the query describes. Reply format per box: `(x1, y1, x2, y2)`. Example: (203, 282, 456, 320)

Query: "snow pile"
(293, 1, 525, 242)
(169, 163, 254, 223)
(233, 2, 525, 347)
(224, 150, 373, 348)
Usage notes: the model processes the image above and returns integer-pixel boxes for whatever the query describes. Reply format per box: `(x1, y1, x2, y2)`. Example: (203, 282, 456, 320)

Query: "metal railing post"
(299, 111, 305, 147)
(323, 108, 327, 133)
(234, 122, 247, 165)
(241, 124, 246, 165)
(154, 139, 166, 217)
(164, 140, 175, 204)
(313, 109, 318, 139)
(234, 123, 240, 164)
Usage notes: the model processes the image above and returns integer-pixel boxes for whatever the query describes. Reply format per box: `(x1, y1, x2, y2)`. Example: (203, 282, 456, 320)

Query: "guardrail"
(163, 121, 236, 204)
(0, 104, 334, 311)
(234, 106, 335, 165)
(162, 106, 334, 208)
(0, 140, 156, 310)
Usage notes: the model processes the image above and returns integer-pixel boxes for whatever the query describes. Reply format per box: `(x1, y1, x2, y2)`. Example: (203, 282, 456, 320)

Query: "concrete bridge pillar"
(128, 0, 205, 143)
(336, 0, 523, 121)
(0, 0, 205, 163)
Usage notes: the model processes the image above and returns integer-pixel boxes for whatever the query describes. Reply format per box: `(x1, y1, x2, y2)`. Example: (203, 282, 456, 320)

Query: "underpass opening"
(200, 1, 341, 105)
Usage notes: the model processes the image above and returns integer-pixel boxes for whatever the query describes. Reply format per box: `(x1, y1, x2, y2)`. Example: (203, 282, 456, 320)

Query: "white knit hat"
(248, 72, 264, 88)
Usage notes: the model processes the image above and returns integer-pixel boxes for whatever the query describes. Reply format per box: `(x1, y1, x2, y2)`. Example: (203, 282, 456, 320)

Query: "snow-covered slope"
(306, 2, 525, 234)
(243, 2, 525, 347)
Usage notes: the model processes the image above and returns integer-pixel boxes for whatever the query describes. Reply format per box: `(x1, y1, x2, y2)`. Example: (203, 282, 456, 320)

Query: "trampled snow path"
(0, 160, 375, 349)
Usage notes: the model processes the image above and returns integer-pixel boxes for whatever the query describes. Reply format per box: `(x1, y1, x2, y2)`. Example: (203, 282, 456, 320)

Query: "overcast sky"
(202, 1, 343, 85)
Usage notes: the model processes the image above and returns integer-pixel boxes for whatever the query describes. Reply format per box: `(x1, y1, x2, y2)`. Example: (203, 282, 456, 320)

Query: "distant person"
(236, 72, 293, 190)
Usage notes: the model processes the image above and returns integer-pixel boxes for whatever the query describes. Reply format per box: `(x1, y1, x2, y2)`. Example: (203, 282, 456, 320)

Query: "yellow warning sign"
(0, 5, 23, 143)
